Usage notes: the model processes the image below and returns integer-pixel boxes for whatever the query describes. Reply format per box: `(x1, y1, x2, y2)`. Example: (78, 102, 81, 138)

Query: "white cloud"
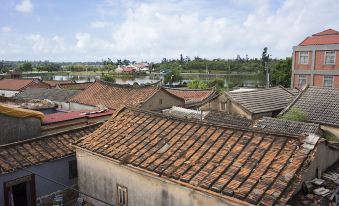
(90, 21, 109, 28)
(1, 26, 12, 33)
(15, 0, 33, 13)
(75, 33, 91, 49)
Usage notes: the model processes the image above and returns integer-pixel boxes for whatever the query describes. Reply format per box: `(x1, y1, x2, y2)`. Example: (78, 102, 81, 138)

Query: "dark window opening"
(69, 160, 78, 179)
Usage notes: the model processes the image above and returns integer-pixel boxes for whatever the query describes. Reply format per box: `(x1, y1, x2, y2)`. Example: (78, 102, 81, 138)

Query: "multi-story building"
(291, 29, 339, 89)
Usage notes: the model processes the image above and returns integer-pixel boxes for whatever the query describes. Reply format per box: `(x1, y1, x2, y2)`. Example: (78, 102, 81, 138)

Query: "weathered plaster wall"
(320, 125, 339, 139)
(76, 149, 248, 206)
(0, 156, 77, 205)
(141, 90, 185, 111)
(69, 102, 96, 111)
(0, 114, 41, 144)
(0, 90, 19, 97)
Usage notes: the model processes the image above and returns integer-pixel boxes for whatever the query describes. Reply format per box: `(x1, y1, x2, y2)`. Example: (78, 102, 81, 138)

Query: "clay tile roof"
(226, 87, 295, 114)
(69, 80, 161, 109)
(299, 29, 339, 46)
(43, 109, 113, 124)
(75, 107, 320, 206)
(0, 123, 101, 174)
(253, 117, 320, 136)
(56, 82, 93, 90)
(0, 79, 36, 91)
(43, 80, 74, 87)
(165, 87, 217, 107)
(15, 88, 79, 102)
(204, 110, 253, 128)
(280, 87, 339, 127)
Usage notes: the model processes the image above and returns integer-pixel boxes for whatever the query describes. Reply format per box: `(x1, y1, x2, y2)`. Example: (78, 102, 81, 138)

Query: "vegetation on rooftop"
(282, 107, 308, 122)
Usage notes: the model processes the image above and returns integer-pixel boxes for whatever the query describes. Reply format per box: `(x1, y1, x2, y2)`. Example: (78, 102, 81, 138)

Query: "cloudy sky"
(1, 0, 339, 62)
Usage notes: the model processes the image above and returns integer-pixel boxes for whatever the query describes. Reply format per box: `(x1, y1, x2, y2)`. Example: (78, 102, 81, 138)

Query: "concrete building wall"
(321, 125, 339, 138)
(0, 114, 41, 144)
(0, 156, 77, 205)
(0, 90, 19, 97)
(69, 102, 96, 111)
(141, 90, 185, 111)
(76, 149, 247, 206)
(199, 95, 226, 111)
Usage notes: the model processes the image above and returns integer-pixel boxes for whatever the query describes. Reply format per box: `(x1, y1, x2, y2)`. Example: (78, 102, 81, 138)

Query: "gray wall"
(0, 155, 77, 205)
(76, 149, 247, 206)
(0, 114, 41, 144)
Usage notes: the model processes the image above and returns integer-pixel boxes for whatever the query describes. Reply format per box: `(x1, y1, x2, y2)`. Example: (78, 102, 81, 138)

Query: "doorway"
(4, 175, 36, 206)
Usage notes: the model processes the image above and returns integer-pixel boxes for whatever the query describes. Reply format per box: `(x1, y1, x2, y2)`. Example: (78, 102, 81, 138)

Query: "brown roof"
(165, 87, 217, 107)
(0, 79, 41, 91)
(299, 29, 339, 46)
(0, 123, 101, 174)
(75, 107, 320, 206)
(69, 80, 164, 109)
(56, 82, 93, 90)
(43, 80, 74, 87)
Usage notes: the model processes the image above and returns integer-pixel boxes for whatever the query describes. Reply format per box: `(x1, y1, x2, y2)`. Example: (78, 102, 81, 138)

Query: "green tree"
(102, 74, 116, 83)
(163, 69, 182, 86)
(188, 79, 208, 89)
(270, 57, 292, 87)
(20, 62, 33, 72)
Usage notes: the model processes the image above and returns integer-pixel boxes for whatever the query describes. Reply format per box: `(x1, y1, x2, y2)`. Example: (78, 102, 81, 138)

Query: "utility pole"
(265, 61, 269, 88)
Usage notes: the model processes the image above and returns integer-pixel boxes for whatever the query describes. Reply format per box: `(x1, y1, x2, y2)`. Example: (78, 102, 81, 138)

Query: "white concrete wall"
(76, 149, 247, 206)
(0, 90, 19, 97)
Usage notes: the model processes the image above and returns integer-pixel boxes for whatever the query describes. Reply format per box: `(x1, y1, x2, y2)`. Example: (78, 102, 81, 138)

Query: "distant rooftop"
(43, 109, 113, 124)
(299, 29, 339, 46)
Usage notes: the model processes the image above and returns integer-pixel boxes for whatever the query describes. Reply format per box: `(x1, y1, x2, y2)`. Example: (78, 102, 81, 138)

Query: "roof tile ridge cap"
(98, 79, 159, 88)
(0, 122, 102, 149)
(164, 87, 214, 91)
(277, 85, 295, 96)
(278, 85, 309, 117)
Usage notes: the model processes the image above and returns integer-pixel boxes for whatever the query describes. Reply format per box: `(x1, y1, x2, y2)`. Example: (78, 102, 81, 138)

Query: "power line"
(4, 159, 114, 206)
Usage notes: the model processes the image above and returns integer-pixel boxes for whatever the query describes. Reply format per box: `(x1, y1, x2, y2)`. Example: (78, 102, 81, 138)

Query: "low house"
(0, 123, 100, 206)
(69, 80, 185, 111)
(15, 88, 79, 110)
(0, 79, 50, 97)
(279, 86, 339, 139)
(165, 87, 218, 109)
(208, 87, 296, 120)
(74, 106, 328, 206)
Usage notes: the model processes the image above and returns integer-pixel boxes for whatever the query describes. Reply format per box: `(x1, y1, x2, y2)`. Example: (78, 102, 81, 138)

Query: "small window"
(117, 185, 128, 206)
(323, 75, 333, 88)
(220, 102, 226, 111)
(298, 75, 307, 87)
(68, 160, 77, 179)
(159, 98, 163, 105)
(324, 51, 336, 64)
(299, 51, 309, 64)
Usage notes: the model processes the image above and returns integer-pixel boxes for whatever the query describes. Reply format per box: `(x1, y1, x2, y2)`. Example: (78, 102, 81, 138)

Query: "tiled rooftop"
(56, 82, 93, 90)
(43, 80, 74, 87)
(15, 88, 79, 102)
(0, 123, 101, 174)
(165, 87, 217, 107)
(299, 29, 339, 46)
(75, 107, 319, 206)
(280, 87, 339, 127)
(204, 110, 253, 128)
(69, 80, 162, 109)
(253, 117, 320, 136)
(226, 87, 295, 114)
(43, 109, 113, 124)
(0, 79, 43, 91)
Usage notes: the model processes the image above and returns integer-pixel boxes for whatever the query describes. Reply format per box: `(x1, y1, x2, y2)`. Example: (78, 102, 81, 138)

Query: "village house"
(0, 79, 50, 97)
(74, 106, 338, 206)
(55, 82, 93, 90)
(279, 86, 339, 139)
(43, 80, 74, 88)
(15, 88, 79, 110)
(202, 86, 296, 120)
(165, 87, 218, 109)
(69, 80, 185, 111)
(291, 29, 339, 89)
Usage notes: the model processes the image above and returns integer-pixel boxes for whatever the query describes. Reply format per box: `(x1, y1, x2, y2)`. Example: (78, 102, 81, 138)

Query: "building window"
(323, 75, 333, 88)
(219, 102, 226, 111)
(298, 75, 307, 87)
(299, 51, 309, 64)
(68, 160, 77, 179)
(324, 51, 336, 64)
(159, 98, 163, 105)
(117, 185, 128, 206)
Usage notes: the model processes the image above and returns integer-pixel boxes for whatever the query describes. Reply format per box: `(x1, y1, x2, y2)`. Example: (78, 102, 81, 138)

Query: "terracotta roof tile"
(56, 82, 93, 90)
(69, 80, 161, 109)
(43, 80, 74, 87)
(165, 87, 217, 107)
(0, 79, 38, 91)
(299, 29, 339, 46)
(75, 107, 320, 205)
(0, 123, 101, 174)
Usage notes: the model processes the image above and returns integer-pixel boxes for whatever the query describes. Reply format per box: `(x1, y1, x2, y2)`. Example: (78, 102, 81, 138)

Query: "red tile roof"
(165, 87, 217, 106)
(75, 107, 320, 206)
(299, 29, 339, 46)
(0, 79, 44, 91)
(0, 123, 101, 174)
(43, 80, 74, 87)
(56, 82, 93, 90)
(69, 80, 162, 109)
(43, 109, 113, 124)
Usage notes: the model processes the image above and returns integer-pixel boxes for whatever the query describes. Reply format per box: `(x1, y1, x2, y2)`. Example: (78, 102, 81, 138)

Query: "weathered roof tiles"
(75, 107, 320, 206)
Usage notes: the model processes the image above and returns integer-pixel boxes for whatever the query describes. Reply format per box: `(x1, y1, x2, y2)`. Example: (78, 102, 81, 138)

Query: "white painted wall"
(0, 90, 19, 97)
(76, 149, 248, 206)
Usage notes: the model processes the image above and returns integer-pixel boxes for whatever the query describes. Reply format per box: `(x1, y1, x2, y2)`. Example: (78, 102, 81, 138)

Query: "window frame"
(298, 74, 307, 87)
(324, 51, 336, 65)
(117, 185, 128, 206)
(299, 51, 309, 64)
(219, 102, 226, 111)
(68, 160, 78, 179)
(323, 75, 333, 88)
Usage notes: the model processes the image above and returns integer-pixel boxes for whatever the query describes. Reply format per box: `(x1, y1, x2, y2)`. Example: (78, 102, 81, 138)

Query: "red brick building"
(291, 29, 339, 89)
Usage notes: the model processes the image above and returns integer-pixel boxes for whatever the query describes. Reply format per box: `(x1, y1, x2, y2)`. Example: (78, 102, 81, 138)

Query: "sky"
(1, 0, 339, 62)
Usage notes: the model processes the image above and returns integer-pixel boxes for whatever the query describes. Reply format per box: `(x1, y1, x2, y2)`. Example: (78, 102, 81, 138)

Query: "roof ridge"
(164, 87, 214, 91)
(278, 85, 309, 116)
(97, 79, 161, 88)
(0, 122, 102, 149)
(120, 106, 304, 140)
